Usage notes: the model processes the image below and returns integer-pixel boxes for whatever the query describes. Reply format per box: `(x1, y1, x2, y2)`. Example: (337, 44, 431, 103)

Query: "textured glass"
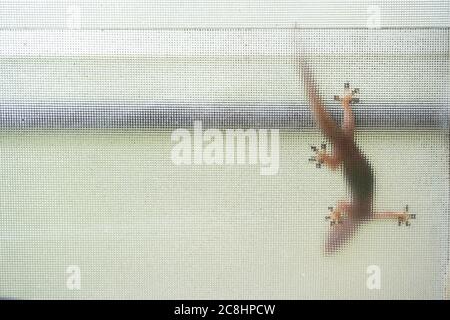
(0, 0, 448, 299)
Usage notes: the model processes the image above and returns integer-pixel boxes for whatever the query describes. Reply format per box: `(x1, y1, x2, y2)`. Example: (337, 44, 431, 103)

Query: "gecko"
(299, 61, 374, 254)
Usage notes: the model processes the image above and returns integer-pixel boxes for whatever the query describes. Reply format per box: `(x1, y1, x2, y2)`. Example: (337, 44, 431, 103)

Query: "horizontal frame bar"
(0, 104, 447, 130)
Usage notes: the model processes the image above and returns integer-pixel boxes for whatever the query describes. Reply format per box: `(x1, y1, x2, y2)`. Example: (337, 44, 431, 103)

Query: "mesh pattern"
(0, 1, 449, 299)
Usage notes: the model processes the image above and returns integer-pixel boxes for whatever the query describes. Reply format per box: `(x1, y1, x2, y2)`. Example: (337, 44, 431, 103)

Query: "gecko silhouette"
(299, 61, 374, 254)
